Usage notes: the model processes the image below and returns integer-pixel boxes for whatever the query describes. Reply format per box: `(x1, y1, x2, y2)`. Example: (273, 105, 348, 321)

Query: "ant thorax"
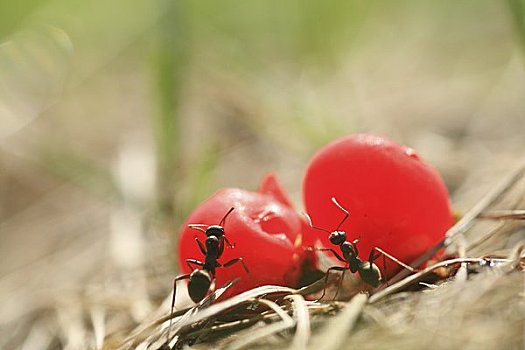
(329, 231, 346, 245)
(206, 225, 225, 237)
(340, 242, 361, 272)
(205, 236, 220, 259)
(340, 241, 354, 255)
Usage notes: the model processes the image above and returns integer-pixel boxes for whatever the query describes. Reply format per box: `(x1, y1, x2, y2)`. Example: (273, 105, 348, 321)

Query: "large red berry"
(178, 174, 312, 299)
(302, 134, 453, 278)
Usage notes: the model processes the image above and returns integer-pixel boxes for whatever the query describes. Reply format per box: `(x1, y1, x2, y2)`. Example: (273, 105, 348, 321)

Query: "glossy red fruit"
(302, 134, 453, 278)
(178, 174, 313, 299)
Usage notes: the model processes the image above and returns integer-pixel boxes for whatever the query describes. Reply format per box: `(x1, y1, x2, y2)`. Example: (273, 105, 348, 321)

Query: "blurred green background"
(1, 1, 525, 348)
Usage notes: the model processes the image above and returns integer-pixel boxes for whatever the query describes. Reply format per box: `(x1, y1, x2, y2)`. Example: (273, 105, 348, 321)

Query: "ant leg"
(210, 277, 216, 293)
(316, 266, 348, 302)
(171, 274, 191, 312)
(368, 249, 381, 263)
(195, 238, 207, 256)
(222, 257, 255, 284)
(372, 247, 416, 272)
(218, 238, 225, 256)
(352, 239, 360, 256)
(381, 253, 388, 286)
(306, 247, 347, 263)
(216, 237, 235, 257)
(168, 273, 191, 341)
(331, 197, 350, 230)
(223, 236, 235, 249)
(222, 257, 249, 273)
(332, 267, 347, 300)
(186, 259, 205, 271)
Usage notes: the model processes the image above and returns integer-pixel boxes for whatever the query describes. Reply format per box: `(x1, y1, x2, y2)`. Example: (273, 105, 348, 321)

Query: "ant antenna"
(219, 207, 235, 226)
(331, 197, 350, 230)
(303, 212, 331, 234)
(188, 225, 207, 234)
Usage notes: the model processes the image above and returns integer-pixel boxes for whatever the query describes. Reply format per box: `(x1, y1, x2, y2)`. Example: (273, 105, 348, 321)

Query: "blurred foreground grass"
(1, 1, 525, 349)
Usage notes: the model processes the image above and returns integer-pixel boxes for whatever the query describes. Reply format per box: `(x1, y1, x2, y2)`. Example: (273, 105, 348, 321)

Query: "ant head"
(329, 231, 347, 245)
(188, 269, 212, 303)
(206, 225, 225, 238)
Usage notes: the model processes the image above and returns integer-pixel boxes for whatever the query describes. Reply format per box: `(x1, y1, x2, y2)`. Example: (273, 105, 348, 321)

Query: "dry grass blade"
(257, 298, 295, 324)
(224, 318, 294, 350)
(307, 293, 368, 350)
(222, 298, 295, 350)
(119, 279, 238, 349)
(508, 243, 525, 269)
(19, 320, 54, 350)
(90, 305, 106, 350)
(133, 285, 300, 349)
(285, 294, 311, 349)
(169, 279, 240, 330)
(171, 285, 297, 332)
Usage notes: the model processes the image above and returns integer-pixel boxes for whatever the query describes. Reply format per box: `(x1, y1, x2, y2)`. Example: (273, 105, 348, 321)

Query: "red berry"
(302, 134, 453, 278)
(178, 174, 311, 299)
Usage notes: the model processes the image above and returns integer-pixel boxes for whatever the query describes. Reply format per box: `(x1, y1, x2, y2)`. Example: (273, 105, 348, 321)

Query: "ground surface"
(1, 1, 525, 349)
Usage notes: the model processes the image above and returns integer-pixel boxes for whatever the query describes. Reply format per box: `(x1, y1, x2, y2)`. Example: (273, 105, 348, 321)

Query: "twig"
(479, 210, 525, 220)
(369, 257, 511, 303)
(445, 160, 525, 246)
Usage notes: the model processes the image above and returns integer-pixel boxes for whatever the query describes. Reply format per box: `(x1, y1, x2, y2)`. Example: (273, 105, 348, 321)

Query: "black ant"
(169, 208, 251, 333)
(305, 197, 415, 300)
(187, 207, 236, 255)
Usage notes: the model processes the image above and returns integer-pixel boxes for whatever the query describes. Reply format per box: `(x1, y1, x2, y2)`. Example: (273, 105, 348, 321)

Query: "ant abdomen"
(188, 270, 212, 303)
(358, 261, 381, 288)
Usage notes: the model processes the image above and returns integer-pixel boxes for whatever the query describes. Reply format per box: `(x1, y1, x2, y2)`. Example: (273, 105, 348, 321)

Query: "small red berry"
(302, 134, 453, 277)
(178, 174, 311, 298)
